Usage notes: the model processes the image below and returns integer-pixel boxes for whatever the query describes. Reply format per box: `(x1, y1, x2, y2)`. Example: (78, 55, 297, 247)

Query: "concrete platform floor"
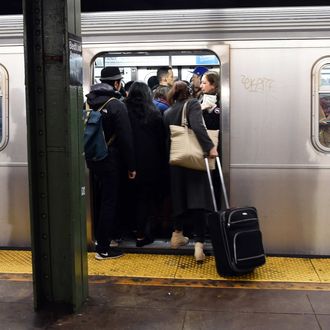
(1, 275, 330, 329)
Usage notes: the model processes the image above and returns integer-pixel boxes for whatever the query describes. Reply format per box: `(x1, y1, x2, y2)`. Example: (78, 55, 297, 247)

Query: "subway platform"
(1, 250, 330, 329)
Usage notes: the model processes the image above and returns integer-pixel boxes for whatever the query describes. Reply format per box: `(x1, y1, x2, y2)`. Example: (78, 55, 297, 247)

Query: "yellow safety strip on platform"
(0, 250, 329, 284)
(0, 251, 32, 273)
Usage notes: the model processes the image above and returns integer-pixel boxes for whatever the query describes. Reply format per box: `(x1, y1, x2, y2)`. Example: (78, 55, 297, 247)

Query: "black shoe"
(136, 237, 154, 247)
(95, 249, 124, 260)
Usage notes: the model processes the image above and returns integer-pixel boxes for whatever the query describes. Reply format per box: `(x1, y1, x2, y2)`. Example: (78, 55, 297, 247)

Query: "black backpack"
(83, 98, 115, 161)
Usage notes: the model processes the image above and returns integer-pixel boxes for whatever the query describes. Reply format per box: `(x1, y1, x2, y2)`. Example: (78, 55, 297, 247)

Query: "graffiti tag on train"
(241, 75, 274, 93)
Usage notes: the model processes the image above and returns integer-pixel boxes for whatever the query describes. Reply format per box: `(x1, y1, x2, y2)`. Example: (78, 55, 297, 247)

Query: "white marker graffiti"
(241, 75, 274, 93)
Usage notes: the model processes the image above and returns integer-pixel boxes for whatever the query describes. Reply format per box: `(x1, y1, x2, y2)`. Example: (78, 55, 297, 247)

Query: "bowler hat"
(190, 66, 208, 76)
(100, 66, 123, 81)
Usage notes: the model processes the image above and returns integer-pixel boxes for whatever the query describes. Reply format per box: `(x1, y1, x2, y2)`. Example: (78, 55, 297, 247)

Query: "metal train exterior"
(0, 7, 330, 255)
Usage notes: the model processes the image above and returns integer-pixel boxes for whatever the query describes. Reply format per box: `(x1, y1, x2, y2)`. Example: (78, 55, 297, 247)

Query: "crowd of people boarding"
(85, 64, 221, 263)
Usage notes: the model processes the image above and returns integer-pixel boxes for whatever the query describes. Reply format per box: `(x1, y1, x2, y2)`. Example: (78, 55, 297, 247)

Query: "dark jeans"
(174, 209, 206, 243)
(89, 160, 119, 253)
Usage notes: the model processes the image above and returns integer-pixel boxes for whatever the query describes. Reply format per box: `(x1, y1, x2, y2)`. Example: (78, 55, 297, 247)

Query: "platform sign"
(68, 33, 83, 86)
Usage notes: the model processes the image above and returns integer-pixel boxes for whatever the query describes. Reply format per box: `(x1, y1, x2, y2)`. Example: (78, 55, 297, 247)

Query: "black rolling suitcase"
(205, 157, 266, 276)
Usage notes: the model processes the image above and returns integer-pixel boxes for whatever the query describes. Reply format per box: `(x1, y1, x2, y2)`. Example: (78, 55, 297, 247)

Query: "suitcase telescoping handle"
(204, 156, 230, 212)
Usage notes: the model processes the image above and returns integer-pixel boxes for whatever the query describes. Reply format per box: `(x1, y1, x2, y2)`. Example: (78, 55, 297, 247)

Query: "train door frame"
(82, 43, 230, 247)
(0, 64, 9, 151)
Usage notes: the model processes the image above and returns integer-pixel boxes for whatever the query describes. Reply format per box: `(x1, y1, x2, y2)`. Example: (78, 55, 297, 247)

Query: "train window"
(0, 64, 8, 151)
(92, 52, 220, 87)
(312, 59, 330, 152)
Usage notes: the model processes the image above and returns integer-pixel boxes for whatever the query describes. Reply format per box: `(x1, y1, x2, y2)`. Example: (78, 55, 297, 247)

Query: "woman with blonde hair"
(163, 81, 218, 262)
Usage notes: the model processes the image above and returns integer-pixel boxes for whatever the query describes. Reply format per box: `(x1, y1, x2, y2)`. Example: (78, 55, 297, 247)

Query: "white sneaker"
(95, 249, 124, 260)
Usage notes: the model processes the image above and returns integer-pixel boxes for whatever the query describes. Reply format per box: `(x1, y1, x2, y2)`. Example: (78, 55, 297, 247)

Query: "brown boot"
(170, 231, 189, 248)
(194, 242, 206, 263)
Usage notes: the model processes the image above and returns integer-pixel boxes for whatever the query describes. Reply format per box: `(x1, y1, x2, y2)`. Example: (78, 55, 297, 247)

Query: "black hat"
(147, 76, 159, 90)
(100, 67, 123, 81)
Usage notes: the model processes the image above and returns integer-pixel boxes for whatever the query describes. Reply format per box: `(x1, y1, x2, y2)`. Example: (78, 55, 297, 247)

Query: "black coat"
(163, 98, 214, 216)
(127, 106, 168, 192)
(85, 84, 135, 172)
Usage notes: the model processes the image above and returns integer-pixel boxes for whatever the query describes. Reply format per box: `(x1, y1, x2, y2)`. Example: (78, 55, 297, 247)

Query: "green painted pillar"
(23, 0, 88, 311)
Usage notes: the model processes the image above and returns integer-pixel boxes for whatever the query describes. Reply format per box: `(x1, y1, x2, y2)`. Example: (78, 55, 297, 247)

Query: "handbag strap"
(181, 101, 189, 127)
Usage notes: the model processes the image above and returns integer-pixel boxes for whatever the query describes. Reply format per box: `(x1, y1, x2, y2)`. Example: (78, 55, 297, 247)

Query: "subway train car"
(0, 6, 330, 255)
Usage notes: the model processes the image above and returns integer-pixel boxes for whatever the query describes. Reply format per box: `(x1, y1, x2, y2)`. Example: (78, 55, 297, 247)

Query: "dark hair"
(124, 81, 156, 122)
(167, 81, 191, 105)
(202, 71, 219, 92)
(154, 85, 170, 100)
(157, 66, 172, 83)
(147, 76, 159, 90)
(124, 80, 134, 92)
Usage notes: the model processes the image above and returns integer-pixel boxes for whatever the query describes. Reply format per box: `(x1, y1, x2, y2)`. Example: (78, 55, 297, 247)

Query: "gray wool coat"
(163, 98, 215, 217)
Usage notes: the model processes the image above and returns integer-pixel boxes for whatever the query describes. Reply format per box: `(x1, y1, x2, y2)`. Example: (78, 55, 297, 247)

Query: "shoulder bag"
(169, 101, 219, 171)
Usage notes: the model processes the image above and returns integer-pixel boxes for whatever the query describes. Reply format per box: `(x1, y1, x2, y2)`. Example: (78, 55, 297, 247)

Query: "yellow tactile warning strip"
(0, 250, 329, 284)
(311, 258, 330, 282)
(90, 253, 180, 278)
(0, 250, 32, 273)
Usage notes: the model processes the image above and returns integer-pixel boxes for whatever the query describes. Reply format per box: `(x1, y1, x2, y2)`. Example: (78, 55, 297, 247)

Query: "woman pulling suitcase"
(163, 81, 218, 262)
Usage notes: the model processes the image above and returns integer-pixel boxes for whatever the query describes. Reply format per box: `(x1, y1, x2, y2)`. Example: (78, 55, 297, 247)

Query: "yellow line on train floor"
(1, 250, 330, 288)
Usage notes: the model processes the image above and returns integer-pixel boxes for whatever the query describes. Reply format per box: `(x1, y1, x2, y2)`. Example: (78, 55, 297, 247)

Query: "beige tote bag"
(169, 101, 219, 171)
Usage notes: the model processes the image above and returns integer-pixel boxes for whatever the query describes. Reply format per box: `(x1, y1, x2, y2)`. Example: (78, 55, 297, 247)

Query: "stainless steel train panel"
(0, 49, 30, 247)
(230, 42, 330, 255)
(231, 168, 330, 255)
(0, 7, 330, 254)
(0, 165, 30, 246)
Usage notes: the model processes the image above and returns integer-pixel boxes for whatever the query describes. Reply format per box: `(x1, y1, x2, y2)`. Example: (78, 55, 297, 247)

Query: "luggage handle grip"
(204, 156, 230, 211)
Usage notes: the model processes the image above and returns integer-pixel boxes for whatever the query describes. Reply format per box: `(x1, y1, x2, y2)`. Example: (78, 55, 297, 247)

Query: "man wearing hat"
(100, 66, 126, 99)
(86, 66, 136, 260)
(190, 66, 208, 100)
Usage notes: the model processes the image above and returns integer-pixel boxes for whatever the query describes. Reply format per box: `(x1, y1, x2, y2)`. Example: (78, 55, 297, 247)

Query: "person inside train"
(200, 71, 222, 209)
(190, 66, 209, 100)
(86, 66, 136, 260)
(319, 97, 330, 147)
(153, 85, 170, 113)
(163, 81, 218, 262)
(155, 66, 174, 93)
(124, 80, 134, 95)
(200, 71, 221, 130)
(124, 81, 168, 247)
(0, 102, 2, 142)
(147, 75, 159, 91)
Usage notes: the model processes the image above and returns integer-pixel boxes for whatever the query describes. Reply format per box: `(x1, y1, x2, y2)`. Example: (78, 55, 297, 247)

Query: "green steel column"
(23, 0, 88, 311)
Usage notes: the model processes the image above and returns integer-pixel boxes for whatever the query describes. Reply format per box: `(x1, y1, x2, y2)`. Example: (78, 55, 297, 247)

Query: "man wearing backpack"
(85, 67, 136, 260)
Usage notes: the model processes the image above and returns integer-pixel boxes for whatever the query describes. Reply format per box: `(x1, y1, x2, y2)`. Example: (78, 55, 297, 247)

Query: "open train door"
(82, 45, 230, 251)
